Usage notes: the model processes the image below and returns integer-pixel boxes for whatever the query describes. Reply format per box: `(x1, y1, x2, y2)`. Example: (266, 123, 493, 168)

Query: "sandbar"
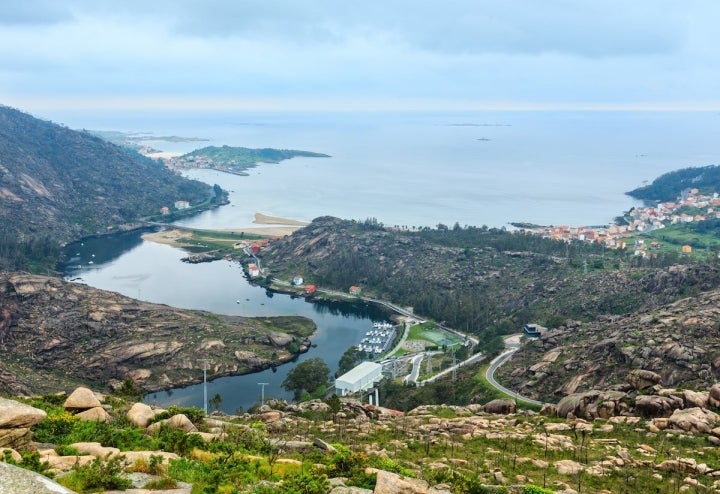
(142, 212, 308, 247)
(253, 212, 309, 227)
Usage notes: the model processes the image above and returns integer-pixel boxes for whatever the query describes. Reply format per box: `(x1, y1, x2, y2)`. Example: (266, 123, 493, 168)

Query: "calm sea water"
(45, 110, 720, 229)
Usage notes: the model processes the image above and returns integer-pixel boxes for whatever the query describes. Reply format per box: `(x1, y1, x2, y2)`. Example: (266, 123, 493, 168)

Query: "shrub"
(251, 471, 330, 494)
(58, 457, 132, 493)
(523, 485, 554, 494)
(149, 405, 206, 426)
(143, 476, 179, 490)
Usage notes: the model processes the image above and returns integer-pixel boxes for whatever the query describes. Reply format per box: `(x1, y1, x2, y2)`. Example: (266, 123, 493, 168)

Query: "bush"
(523, 485, 554, 494)
(2, 450, 52, 476)
(143, 476, 179, 490)
(252, 471, 330, 494)
(150, 405, 206, 426)
(58, 457, 133, 493)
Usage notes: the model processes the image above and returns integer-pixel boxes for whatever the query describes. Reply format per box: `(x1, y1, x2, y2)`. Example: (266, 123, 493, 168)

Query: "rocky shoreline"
(0, 273, 316, 396)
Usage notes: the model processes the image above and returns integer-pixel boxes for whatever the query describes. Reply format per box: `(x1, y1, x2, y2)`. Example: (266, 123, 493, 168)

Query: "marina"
(357, 321, 397, 357)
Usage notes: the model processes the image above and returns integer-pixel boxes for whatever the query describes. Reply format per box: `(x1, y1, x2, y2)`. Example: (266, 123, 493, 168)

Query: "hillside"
(176, 145, 330, 175)
(627, 164, 720, 202)
(0, 272, 315, 395)
(495, 277, 720, 403)
(5, 389, 720, 493)
(258, 217, 720, 352)
(0, 105, 220, 271)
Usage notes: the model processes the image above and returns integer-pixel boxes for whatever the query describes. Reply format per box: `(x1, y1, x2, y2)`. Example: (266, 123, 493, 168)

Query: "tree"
(337, 346, 363, 376)
(282, 358, 330, 400)
(209, 393, 223, 412)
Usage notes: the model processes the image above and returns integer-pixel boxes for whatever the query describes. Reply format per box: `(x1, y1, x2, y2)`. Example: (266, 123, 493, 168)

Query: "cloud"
(0, 0, 74, 25)
(0, 1, 718, 111)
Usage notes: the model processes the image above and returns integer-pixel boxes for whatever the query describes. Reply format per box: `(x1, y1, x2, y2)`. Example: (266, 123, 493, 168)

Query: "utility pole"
(258, 382, 269, 407)
(452, 352, 457, 381)
(197, 358, 210, 415)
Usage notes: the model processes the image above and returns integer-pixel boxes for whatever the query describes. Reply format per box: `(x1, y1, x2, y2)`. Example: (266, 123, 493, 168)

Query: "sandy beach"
(142, 212, 308, 247)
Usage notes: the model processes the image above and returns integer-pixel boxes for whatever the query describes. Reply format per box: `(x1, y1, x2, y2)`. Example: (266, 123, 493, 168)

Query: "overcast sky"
(2, 1, 719, 111)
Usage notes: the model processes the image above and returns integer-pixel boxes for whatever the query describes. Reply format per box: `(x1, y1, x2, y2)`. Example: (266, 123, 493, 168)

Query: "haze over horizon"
(2, 1, 720, 113)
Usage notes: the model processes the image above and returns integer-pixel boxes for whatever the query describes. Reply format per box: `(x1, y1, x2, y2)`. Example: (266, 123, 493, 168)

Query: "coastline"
(142, 212, 308, 247)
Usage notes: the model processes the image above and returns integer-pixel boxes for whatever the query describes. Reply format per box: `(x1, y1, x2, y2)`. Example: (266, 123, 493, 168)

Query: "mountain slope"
(258, 217, 720, 349)
(0, 272, 315, 395)
(0, 105, 216, 270)
(496, 278, 720, 402)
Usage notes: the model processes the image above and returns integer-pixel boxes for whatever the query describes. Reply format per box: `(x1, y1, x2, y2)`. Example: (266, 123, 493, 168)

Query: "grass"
(16, 390, 720, 493)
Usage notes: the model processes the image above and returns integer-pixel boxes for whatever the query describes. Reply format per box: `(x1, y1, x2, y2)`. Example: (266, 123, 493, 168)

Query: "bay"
(46, 109, 720, 230)
(54, 109, 720, 412)
(63, 230, 390, 413)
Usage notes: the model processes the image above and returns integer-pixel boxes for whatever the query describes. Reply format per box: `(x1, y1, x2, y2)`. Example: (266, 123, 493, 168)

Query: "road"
(403, 354, 425, 383)
(484, 334, 544, 406)
(419, 351, 486, 384)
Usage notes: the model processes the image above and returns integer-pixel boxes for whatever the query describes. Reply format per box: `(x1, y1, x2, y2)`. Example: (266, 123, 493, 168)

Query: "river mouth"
(62, 229, 392, 412)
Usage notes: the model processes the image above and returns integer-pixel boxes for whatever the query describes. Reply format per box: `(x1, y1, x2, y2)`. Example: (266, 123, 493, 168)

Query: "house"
(682, 245, 693, 254)
(248, 264, 260, 278)
(160, 206, 170, 215)
(349, 286, 362, 295)
(292, 276, 304, 286)
(174, 200, 190, 210)
(335, 361, 383, 396)
(304, 284, 317, 295)
(250, 239, 270, 254)
(523, 323, 546, 338)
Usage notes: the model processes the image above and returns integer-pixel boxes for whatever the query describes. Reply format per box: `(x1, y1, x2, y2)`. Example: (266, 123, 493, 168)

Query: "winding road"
(484, 334, 544, 406)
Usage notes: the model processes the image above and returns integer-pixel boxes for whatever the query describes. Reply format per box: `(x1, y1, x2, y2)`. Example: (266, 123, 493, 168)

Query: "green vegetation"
(261, 217, 718, 362)
(178, 145, 330, 174)
(627, 164, 720, 202)
(282, 357, 331, 400)
(337, 346, 364, 376)
(10, 390, 720, 493)
(628, 220, 720, 255)
(0, 106, 217, 271)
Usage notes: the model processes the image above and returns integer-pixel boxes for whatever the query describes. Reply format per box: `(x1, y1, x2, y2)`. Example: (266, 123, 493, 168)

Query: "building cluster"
(524, 188, 720, 255)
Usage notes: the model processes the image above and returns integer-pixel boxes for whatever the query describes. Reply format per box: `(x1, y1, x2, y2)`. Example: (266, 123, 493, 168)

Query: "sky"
(1, 0, 719, 112)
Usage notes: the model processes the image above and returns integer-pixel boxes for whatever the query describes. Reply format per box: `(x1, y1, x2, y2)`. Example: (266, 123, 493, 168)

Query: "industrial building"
(334, 361, 383, 396)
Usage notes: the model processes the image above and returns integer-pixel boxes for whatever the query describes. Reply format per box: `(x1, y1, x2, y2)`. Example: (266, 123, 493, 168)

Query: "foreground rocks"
(6, 391, 720, 492)
(0, 397, 46, 450)
(0, 462, 74, 494)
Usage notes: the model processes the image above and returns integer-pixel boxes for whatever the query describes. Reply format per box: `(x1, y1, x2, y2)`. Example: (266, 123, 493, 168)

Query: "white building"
(335, 361, 383, 396)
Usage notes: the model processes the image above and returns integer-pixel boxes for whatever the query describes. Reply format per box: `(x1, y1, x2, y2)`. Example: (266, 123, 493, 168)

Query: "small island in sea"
(171, 145, 330, 176)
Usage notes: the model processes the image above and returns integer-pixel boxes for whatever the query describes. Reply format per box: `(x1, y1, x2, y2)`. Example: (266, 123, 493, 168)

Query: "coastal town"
(521, 188, 720, 257)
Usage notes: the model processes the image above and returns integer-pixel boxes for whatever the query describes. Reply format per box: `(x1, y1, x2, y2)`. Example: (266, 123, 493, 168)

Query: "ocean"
(43, 109, 720, 229)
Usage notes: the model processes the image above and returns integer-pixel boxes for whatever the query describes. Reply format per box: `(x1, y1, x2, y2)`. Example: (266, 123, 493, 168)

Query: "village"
(522, 188, 720, 257)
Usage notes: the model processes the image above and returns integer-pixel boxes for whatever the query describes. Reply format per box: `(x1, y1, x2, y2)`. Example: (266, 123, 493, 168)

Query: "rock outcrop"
(0, 273, 314, 395)
(496, 286, 720, 403)
(0, 397, 46, 450)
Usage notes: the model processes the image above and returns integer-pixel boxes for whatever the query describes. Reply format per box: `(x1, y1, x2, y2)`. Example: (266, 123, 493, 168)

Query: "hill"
(0, 272, 315, 396)
(176, 145, 330, 175)
(258, 217, 720, 352)
(0, 105, 220, 271)
(496, 276, 720, 403)
(627, 164, 720, 202)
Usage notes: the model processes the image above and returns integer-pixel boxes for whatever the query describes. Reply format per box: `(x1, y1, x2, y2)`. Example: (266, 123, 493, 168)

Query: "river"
(62, 230, 391, 413)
